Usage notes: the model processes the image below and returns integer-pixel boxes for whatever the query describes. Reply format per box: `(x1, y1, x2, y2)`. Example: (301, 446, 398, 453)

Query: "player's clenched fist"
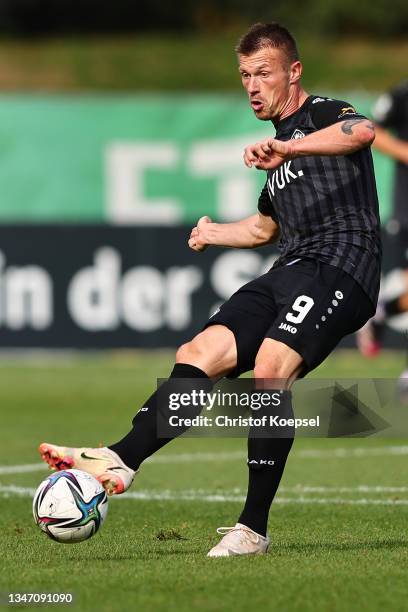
(244, 137, 294, 170)
(188, 216, 212, 252)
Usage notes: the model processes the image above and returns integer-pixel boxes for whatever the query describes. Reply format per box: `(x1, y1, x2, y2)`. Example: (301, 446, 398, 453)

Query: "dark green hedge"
(0, 0, 406, 37)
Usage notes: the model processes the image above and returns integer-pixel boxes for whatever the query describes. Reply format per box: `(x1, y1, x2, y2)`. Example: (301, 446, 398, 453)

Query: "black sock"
(238, 390, 294, 537)
(109, 363, 212, 470)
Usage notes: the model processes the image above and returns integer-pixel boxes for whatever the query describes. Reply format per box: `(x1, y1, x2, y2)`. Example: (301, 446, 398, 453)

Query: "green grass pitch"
(1, 349, 408, 612)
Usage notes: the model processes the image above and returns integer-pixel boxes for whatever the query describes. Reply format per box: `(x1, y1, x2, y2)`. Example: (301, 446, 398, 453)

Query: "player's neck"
(278, 88, 309, 123)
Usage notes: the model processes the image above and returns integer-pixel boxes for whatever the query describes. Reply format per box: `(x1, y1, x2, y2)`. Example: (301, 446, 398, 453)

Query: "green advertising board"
(0, 93, 394, 224)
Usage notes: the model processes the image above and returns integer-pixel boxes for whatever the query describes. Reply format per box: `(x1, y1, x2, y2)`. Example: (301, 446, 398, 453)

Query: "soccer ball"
(33, 469, 108, 543)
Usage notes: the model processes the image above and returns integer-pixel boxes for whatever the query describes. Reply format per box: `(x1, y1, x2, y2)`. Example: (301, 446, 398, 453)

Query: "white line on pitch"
(118, 489, 408, 503)
(146, 450, 246, 464)
(3, 445, 408, 475)
(3, 483, 408, 506)
(0, 452, 246, 474)
(119, 486, 408, 500)
(282, 485, 408, 493)
(120, 485, 408, 495)
(297, 446, 408, 458)
(150, 445, 408, 461)
(0, 463, 46, 475)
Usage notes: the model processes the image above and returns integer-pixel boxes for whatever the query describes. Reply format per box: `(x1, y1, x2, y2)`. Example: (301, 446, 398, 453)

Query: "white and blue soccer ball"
(33, 469, 108, 543)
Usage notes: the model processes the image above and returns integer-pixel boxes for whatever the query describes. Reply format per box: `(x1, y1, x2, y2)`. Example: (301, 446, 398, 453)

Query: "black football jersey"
(258, 95, 381, 305)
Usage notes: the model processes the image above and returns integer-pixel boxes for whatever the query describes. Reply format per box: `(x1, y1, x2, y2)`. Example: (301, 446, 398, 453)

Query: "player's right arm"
(370, 87, 408, 164)
(372, 125, 408, 165)
(188, 212, 280, 252)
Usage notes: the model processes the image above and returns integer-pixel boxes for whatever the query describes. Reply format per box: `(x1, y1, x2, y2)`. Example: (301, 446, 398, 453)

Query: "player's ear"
(289, 61, 302, 84)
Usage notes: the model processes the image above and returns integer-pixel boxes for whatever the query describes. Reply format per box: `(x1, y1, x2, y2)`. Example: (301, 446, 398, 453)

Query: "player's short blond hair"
(236, 22, 299, 65)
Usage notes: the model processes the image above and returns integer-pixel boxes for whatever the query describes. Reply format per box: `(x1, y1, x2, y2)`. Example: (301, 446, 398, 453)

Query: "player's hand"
(243, 137, 295, 170)
(188, 216, 212, 252)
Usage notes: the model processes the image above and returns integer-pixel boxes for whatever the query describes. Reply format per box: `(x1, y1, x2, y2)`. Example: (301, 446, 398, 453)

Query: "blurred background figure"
(357, 80, 408, 361)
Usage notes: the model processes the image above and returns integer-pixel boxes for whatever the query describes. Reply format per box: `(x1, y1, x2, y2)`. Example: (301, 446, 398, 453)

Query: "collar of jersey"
(273, 94, 313, 130)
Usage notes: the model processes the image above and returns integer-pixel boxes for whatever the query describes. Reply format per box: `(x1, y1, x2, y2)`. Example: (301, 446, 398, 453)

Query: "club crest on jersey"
(291, 128, 305, 139)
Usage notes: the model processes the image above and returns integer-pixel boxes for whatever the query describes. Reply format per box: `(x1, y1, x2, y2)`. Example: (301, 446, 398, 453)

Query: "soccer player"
(39, 23, 381, 557)
(357, 80, 408, 357)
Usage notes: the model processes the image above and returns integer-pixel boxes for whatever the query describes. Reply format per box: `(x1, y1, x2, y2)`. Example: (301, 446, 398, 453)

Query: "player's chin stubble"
(253, 109, 273, 121)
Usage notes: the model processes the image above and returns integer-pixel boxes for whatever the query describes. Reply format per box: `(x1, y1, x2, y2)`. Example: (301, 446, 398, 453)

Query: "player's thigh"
(266, 261, 375, 375)
(202, 273, 280, 377)
(176, 324, 237, 380)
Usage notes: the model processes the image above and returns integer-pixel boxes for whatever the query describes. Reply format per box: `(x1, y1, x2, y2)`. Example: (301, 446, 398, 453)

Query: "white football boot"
(39, 442, 135, 495)
(207, 523, 269, 557)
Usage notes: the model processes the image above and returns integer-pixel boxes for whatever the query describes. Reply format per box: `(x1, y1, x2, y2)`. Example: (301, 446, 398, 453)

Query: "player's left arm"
(188, 213, 280, 252)
(244, 101, 375, 170)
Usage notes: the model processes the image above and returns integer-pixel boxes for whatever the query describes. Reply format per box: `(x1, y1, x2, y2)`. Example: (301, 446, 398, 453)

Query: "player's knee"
(176, 342, 197, 364)
(253, 360, 288, 384)
(176, 338, 207, 364)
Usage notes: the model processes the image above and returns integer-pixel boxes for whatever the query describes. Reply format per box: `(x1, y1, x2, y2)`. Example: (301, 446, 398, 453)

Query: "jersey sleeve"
(371, 82, 408, 129)
(257, 181, 278, 222)
(310, 98, 367, 130)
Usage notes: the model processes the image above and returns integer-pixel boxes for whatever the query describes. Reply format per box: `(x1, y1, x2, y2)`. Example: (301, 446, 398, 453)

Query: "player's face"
(239, 48, 294, 121)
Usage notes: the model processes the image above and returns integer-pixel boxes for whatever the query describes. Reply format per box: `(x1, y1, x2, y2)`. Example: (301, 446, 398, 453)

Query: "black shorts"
(204, 258, 375, 378)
